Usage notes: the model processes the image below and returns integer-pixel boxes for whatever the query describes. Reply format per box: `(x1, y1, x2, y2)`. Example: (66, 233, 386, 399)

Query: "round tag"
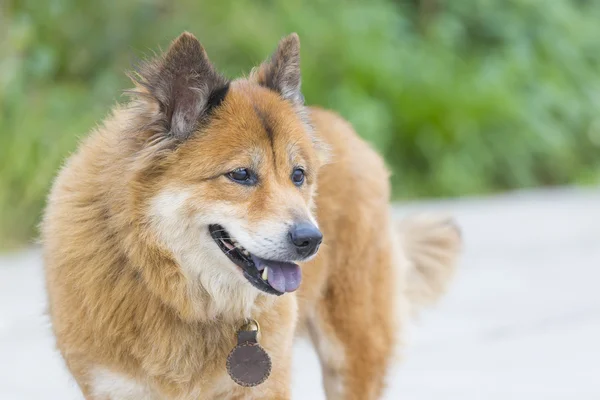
(226, 342, 272, 387)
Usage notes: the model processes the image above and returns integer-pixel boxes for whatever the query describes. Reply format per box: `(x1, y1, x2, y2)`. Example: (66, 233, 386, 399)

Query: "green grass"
(0, 84, 109, 247)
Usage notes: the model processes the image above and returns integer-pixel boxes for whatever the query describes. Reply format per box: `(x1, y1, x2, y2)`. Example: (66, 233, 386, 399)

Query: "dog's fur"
(42, 33, 461, 400)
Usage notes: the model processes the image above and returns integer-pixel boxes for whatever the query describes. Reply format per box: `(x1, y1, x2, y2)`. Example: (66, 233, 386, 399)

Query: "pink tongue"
(250, 255, 302, 293)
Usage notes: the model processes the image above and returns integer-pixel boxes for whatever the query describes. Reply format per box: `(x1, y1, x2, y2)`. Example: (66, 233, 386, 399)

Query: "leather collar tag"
(226, 319, 271, 387)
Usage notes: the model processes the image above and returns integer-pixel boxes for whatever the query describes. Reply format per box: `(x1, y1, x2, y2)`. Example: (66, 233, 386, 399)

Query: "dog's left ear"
(130, 32, 229, 141)
(252, 33, 303, 106)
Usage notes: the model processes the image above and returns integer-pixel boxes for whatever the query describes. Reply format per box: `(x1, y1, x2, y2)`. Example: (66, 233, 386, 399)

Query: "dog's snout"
(289, 222, 323, 258)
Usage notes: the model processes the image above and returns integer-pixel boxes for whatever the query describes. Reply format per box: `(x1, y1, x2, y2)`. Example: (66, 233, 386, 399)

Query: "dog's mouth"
(208, 224, 301, 296)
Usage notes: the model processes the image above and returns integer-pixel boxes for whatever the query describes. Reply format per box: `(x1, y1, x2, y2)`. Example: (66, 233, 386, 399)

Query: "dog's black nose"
(289, 222, 323, 258)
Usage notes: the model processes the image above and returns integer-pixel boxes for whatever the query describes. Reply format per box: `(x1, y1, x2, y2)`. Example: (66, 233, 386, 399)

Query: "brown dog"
(42, 32, 461, 399)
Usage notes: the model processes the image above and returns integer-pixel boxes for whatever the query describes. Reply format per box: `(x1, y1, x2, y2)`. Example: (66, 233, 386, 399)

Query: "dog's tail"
(397, 214, 462, 312)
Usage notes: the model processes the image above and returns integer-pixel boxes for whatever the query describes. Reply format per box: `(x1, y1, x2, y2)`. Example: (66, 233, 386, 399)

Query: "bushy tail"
(397, 214, 462, 311)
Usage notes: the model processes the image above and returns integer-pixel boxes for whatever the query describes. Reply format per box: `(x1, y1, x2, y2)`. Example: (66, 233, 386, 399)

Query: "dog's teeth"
(242, 250, 249, 256)
(262, 268, 268, 281)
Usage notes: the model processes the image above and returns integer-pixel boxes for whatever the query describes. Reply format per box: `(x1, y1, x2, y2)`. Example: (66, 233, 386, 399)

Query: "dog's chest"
(91, 325, 248, 399)
(90, 367, 159, 399)
(90, 367, 267, 400)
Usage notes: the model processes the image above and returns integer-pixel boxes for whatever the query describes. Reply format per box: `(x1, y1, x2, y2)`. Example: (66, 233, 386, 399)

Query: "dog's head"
(128, 33, 328, 298)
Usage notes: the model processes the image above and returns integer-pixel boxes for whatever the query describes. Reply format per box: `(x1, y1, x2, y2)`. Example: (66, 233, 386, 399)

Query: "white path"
(1, 188, 599, 399)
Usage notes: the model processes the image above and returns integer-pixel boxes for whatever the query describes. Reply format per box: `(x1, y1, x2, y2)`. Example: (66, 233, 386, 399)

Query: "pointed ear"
(251, 33, 303, 106)
(130, 32, 229, 141)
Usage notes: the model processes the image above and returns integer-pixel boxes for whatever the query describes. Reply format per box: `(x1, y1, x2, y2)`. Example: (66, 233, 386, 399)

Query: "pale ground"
(1, 188, 599, 399)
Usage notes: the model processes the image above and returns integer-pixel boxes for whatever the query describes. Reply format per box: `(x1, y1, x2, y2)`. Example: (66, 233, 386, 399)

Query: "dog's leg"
(308, 244, 399, 400)
(308, 214, 461, 399)
(260, 351, 294, 400)
(307, 305, 348, 400)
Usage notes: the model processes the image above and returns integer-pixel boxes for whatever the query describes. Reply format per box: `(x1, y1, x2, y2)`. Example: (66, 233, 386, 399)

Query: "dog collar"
(226, 319, 272, 387)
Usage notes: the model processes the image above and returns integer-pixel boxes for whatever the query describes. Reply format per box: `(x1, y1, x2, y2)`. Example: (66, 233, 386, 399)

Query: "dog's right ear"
(251, 33, 303, 107)
(129, 32, 229, 141)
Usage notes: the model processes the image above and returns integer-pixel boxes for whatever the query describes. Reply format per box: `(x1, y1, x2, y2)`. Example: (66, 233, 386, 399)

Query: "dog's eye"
(291, 168, 305, 186)
(227, 168, 257, 185)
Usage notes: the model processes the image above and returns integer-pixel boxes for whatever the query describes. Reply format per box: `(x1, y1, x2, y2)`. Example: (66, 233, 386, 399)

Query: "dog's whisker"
(224, 244, 244, 256)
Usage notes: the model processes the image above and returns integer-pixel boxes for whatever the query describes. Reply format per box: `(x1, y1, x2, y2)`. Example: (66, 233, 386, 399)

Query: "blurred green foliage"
(2, 0, 600, 248)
